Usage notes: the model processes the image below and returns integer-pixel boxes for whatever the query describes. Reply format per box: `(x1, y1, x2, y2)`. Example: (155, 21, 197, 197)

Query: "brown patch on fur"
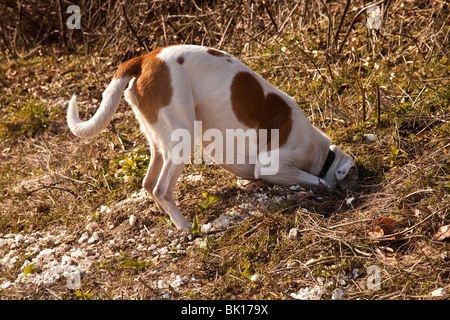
(230, 72, 292, 148)
(177, 56, 185, 65)
(115, 47, 173, 124)
(207, 48, 225, 57)
(113, 55, 144, 79)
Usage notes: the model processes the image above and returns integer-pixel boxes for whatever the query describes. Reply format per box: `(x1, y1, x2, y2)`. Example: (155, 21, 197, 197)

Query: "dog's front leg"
(254, 156, 330, 188)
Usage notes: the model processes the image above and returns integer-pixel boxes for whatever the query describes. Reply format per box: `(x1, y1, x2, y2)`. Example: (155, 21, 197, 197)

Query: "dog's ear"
(335, 161, 358, 181)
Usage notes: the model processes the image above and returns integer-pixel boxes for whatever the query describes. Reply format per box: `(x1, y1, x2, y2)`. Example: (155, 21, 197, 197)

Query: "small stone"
(78, 233, 89, 244)
(15, 235, 24, 244)
(364, 133, 376, 142)
(157, 279, 166, 288)
(332, 288, 345, 300)
(87, 231, 100, 244)
(431, 288, 446, 297)
(100, 205, 111, 213)
(158, 247, 169, 256)
(346, 197, 355, 205)
(129, 214, 136, 226)
(250, 274, 259, 282)
(288, 228, 298, 240)
(201, 223, 212, 233)
(61, 255, 72, 266)
(86, 222, 99, 232)
(38, 248, 53, 258)
(213, 215, 231, 229)
(171, 275, 184, 287)
(1, 281, 13, 290)
(70, 248, 87, 259)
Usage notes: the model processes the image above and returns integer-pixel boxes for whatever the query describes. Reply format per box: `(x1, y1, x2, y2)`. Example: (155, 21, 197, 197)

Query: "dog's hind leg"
(142, 144, 165, 211)
(143, 114, 194, 230)
(152, 158, 191, 230)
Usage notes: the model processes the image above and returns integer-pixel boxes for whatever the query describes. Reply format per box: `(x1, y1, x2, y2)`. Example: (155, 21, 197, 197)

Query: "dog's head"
(326, 145, 359, 190)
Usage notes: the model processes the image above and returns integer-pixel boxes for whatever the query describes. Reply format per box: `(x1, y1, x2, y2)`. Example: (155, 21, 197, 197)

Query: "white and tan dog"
(67, 45, 358, 230)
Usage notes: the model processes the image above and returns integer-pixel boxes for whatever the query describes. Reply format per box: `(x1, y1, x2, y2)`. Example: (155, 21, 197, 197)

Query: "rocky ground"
(1, 178, 338, 299)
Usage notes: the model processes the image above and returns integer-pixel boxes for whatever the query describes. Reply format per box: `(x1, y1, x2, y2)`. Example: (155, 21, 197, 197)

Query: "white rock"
(50, 265, 66, 275)
(171, 275, 184, 287)
(78, 233, 89, 244)
(201, 223, 212, 233)
(157, 279, 166, 289)
(250, 274, 259, 282)
(129, 214, 136, 226)
(364, 133, 376, 142)
(288, 228, 298, 240)
(213, 215, 231, 229)
(100, 205, 111, 213)
(38, 248, 53, 258)
(290, 286, 324, 300)
(15, 235, 24, 244)
(87, 231, 100, 244)
(332, 288, 345, 300)
(431, 288, 446, 297)
(16, 273, 25, 281)
(1, 281, 13, 289)
(158, 247, 169, 256)
(162, 293, 172, 300)
(346, 197, 355, 205)
(70, 248, 87, 259)
(61, 255, 72, 266)
(184, 174, 203, 183)
(86, 222, 99, 232)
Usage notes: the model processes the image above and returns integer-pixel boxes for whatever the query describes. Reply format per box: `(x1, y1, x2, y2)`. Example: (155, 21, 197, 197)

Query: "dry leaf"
(368, 216, 406, 242)
(434, 225, 450, 241)
(371, 217, 397, 235)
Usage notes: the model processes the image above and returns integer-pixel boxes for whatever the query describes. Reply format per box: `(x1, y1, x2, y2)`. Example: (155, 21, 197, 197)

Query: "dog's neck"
(319, 149, 335, 178)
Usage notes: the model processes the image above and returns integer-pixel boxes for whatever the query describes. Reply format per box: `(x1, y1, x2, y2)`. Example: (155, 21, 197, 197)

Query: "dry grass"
(0, 0, 449, 300)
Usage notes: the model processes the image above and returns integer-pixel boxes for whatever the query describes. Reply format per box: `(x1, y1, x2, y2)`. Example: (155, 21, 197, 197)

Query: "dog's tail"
(67, 56, 143, 139)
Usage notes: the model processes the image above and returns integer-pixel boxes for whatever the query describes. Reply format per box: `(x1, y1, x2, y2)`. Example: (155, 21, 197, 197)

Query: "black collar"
(319, 149, 335, 178)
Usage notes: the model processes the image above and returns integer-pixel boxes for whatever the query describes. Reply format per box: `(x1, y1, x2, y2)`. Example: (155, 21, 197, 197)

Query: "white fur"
(67, 77, 130, 138)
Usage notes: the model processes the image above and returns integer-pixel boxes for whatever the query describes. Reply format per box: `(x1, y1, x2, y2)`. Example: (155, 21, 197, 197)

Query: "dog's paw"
(237, 178, 270, 191)
(319, 179, 331, 188)
(176, 221, 192, 231)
